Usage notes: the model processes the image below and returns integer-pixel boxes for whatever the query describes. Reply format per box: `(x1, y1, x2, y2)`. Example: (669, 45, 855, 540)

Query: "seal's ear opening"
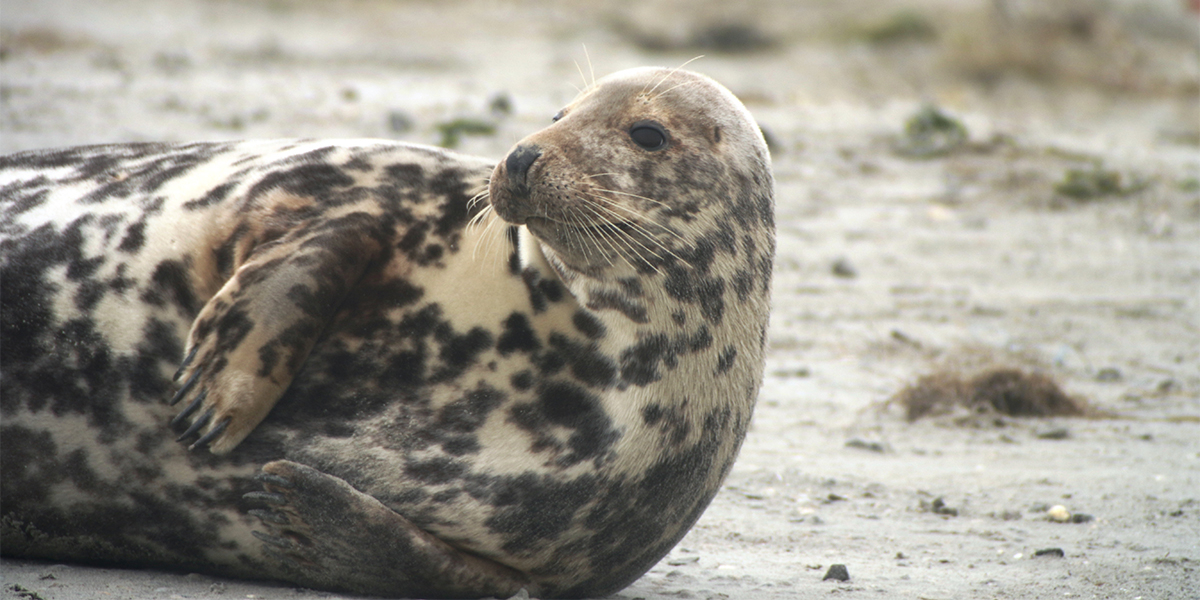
(629, 120, 669, 151)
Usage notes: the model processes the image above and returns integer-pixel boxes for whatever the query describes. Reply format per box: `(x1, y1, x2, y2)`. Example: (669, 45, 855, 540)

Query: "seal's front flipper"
(245, 460, 533, 598)
(170, 216, 385, 454)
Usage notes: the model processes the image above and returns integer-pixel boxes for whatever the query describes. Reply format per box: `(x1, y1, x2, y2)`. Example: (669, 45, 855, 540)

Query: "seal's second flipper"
(245, 460, 534, 598)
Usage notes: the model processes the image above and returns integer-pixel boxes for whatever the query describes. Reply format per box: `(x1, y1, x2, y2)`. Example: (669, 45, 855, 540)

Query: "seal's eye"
(552, 110, 565, 122)
(629, 120, 669, 151)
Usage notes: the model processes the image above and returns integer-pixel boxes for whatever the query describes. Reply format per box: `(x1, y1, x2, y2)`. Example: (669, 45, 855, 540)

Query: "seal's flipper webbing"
(247, 460, 534, 598)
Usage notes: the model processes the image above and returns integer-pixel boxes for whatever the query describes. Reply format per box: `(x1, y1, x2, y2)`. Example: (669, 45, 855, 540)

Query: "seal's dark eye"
(552, 110, 565, 122)
(629, 120, 668, 151)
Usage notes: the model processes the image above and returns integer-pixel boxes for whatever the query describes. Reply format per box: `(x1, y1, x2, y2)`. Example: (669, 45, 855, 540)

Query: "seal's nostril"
(505, 144, 541, 191)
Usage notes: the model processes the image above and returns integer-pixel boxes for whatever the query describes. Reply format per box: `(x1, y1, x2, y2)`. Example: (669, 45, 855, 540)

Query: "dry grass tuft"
(892, 368, 1091, 422)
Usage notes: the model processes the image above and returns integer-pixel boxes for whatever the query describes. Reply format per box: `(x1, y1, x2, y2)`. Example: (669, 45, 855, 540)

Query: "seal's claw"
(170, 390, 207, 426)
(254, 472, 294, 489)
(243, 491, 288, 505)
(168, 369, 201, 405)
(175, 407, 212, 442)
(248, 508, 289, 525)
(189, 417, 229, 451)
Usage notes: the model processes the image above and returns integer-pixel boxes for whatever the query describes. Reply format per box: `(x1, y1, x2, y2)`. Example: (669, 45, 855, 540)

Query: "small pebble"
(489, 92, 513, 116)
(823, 563, 850, 581)
(1037, 427, 1070, 440)
(1047, 505, 1072, 522)
(1070, 513, 1094, 523)
(930, 497, 958, 516)
(667, 556, 700, 566)
(1034, 548, 1065, 558)
(1158, 378, 1180, 393)
(1095, 367, 1122, 382)
(831, 257, 857, 278)
(845, 438, 887, 453)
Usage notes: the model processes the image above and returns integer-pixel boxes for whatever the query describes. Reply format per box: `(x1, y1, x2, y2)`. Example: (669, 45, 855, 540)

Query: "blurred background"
(2, 0, 1197, 156)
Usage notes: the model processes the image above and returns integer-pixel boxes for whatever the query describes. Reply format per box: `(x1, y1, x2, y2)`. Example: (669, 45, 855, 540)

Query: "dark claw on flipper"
(169, 370, 202, 406)
(176, 408, 213, 442)
(251, 529, 293, 549)
(243, 491, 288, 505)
(189, 417, 229, 451)
(248, 508, 289, 525)
(173, 346, 199, 382)
(170, 390, 208, 427)
(254, 472, 295, 489)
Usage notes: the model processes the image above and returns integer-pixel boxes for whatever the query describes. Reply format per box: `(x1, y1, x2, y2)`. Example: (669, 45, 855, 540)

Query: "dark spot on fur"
(587, 289, 649, 324)
(247, 163, 354, 202)
(142, 259, 198, 314)
(430, 326, 494, 383)
(481, 472, 600, 553)
(439, 384, 505, 433)
(404, 456, 466, 485)
(117, 219, 146, 253)
(510, 370, 535, 391)
(642, 403, 692, 445)
(509, 381, 619, 467)
(715, 345, 737, 375)
(547, 333, 616, 389)
(497, 313, 540, 355)
(572, 310, 605, 340)
(183, 181, 235, 210)
(620, 334, 669, 386)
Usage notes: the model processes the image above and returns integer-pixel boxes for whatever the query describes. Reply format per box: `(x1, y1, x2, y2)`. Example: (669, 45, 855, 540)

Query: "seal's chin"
(523, 217, 593, 269)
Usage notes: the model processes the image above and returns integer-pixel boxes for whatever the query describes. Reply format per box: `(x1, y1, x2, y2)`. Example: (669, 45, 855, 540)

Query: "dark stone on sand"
(823, 564, 850, 582)
(1037, 427, 1071, 440)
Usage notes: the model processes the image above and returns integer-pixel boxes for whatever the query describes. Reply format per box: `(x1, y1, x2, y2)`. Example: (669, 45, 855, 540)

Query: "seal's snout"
(504, 144, 541, 194)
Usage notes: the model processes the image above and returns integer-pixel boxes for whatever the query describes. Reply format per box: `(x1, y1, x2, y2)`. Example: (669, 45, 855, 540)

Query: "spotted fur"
(1, 68, 774, 598)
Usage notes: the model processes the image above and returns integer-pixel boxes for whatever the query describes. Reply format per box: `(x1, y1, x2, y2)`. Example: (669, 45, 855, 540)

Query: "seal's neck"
(517, 225, 748, 334)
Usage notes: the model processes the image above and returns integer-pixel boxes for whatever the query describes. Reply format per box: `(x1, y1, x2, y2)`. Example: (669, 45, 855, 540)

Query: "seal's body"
(1, 68, 774, 598)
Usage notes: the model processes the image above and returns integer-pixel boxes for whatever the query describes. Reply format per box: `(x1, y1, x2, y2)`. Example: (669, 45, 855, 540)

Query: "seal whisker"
(575, 202, 638, 270)
(573, 60, 590, 96)
(575, 199, 668, 271)
(584, 44, 597, 90)
(589, 186, 672, 209)
(651, 80, 702, 101)
(467, 184, 492, 217)
(481, 209, 510, 271)
(579, 196, 667, 248)
(469, 205, 507, 270)
(582, 195, 692, 265)
(583, 191, 690, 248)
(570, 205, 607, 265)
(643, 55, 704, 96)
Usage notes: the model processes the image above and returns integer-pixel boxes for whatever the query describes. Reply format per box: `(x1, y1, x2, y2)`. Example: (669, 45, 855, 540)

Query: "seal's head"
(489, 67, 773, 284)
